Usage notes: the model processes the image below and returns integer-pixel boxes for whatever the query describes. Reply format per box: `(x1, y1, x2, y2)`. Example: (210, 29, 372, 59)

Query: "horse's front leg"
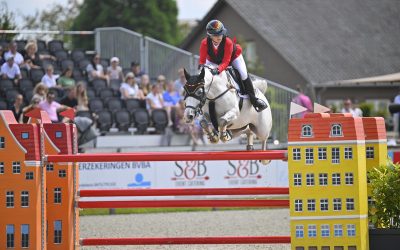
(246, 130, 254, 151)
(199, 115, 219, 144)
(219, 109, 238, 142)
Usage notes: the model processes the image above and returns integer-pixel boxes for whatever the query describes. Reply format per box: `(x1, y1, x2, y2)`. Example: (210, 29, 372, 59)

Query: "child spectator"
(57, 66, 76, 89)
(120, 72, 145, 100)
(107, 57, 124, 81)
(146, 83, 164, 110)
(76, 81, 89, 111)
(20, 97, 41, 123)
(32, 83, 48, 102)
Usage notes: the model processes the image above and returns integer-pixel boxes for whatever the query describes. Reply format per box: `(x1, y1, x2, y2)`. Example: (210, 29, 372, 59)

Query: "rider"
(198, 19, 268, 112)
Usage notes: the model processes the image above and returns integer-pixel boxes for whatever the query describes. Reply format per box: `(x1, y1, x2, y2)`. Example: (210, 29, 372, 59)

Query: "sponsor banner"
(79, 160, 288, 200)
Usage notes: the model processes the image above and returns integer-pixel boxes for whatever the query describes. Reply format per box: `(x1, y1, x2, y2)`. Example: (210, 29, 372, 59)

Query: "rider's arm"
(217, 38, 234, 73)
(199, 38, 207, 65)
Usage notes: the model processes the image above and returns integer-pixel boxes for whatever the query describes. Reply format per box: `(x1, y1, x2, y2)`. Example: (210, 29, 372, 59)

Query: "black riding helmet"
(206, 20, 227, 36)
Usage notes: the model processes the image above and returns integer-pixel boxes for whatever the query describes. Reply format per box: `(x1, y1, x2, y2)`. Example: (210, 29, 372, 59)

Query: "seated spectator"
(86, 53, 109, 84)
(21, 42, 42, 70)
(60, 86, 78, 108)
(1, 55, 21, 86)
(57, 66, 76, 89)
(10, 94, 24, 121)
(120, 72, 145, 100)
(139, 74, 151, 96)
(4, 41, 24, 66)
(76, 81, 89, 111)
(174, 68, 186, 95)
(146, 83, 164, 111)
(163, 80, 182, 107)
(41, 65, 60, 88)
(0, 45, 5, 65)
(341, 99, 363, 117)
(157, 74, 167, 90)
(38, 91, 68, 123)
(107, 57, 124, 81)
(32, 83, 48, 102)
(20, 97, 41, 123)
(131, 61, 144, 82)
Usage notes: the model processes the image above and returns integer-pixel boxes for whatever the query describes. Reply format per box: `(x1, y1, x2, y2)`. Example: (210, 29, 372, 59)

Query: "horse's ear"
(199, 67, 205, 80)
(184, 68, 191, 81)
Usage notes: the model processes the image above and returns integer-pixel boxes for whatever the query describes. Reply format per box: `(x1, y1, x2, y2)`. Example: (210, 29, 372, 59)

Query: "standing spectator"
(10, 94, 24, 121)
(120, 72, 145, 100)
(131, 62, 144, 82)
(341, 99, 363, 117)
(1, 55, 21, 86)
(76, 81, 89, 111)
(107, 57, 124, 81)
(140, 74, 151, 96)
(20, 97, 41, 123)
(60, 87, 78, 108)
(57, 66, 76, 89)
(38, 91, 68, 123)
(174, 68, 186, 95)
(292, 85, 313, 118)
(41, 65, 60, 88)
(86, 53, 109, 84)
(4, 41, 24, 66)
(32, 83, 48, 102)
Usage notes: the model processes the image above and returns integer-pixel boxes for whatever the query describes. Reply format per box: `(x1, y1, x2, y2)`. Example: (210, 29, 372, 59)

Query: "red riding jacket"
(199, 36, 242, 73)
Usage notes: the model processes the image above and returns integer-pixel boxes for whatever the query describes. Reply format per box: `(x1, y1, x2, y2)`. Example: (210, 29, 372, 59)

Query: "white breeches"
(205, 54, 248, 80)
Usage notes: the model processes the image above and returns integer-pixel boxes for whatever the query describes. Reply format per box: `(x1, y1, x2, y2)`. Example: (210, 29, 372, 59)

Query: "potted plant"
(368, 160, 400, 250)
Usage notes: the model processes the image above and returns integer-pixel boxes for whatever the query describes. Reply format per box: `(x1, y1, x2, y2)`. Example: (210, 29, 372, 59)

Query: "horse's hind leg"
(219, 110, 237, 142)
(246, 130, 254, 151)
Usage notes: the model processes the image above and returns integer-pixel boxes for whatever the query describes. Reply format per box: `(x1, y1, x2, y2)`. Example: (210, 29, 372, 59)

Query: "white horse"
(183, 66, 272, 152)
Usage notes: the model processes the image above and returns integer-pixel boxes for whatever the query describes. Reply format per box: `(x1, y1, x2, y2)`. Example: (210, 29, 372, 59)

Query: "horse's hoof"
(208, 132, 219, 144)
(220, 130, 232, 142)
(260, 160, 271, 165)
(247, 145, 254, 151)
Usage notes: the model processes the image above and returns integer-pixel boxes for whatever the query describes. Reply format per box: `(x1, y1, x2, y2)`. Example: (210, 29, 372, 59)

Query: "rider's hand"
(211, 68, 219, 75)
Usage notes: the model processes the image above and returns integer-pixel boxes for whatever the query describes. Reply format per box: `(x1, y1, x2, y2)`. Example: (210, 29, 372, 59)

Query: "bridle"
(183, 65, 232, 117)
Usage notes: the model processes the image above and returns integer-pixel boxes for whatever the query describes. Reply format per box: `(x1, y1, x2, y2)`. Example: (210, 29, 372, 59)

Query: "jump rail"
(80, 236, 291, 245)
(46, 150, 288, 162)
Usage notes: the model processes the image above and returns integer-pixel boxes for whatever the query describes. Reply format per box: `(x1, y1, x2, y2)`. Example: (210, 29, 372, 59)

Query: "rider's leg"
(231, 55, 267, 112)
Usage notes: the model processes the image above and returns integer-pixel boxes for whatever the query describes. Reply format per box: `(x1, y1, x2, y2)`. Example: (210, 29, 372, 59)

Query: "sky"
(6, 0, 218, 28)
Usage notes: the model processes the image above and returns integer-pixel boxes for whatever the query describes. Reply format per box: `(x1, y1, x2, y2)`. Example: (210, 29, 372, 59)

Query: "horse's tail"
(253, 78, 268, 94)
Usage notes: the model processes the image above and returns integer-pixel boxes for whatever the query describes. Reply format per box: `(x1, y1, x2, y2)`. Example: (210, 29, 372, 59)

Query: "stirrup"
(253, 99, 268, 112)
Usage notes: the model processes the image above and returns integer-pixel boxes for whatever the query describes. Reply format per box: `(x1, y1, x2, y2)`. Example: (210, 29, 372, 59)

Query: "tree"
(0, 1, 17, 41)
(71, 0, 179, 49)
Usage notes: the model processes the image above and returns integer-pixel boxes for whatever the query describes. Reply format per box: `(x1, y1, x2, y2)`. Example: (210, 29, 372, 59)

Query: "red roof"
(362, 117, 387, 140)
(43, 123, 72, 154)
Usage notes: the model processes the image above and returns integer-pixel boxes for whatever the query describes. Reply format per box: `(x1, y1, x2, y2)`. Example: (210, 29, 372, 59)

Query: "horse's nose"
(188, 114, 194, 120)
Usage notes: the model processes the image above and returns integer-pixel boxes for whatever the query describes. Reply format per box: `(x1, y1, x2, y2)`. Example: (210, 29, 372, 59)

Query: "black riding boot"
(243, 77, 268, 112)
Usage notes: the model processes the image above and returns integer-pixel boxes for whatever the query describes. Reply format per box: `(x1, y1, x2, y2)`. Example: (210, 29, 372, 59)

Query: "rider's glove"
(210, 68, 219, 75)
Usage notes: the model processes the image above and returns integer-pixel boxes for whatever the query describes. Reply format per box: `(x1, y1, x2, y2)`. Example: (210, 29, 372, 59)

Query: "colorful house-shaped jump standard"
(288, 113, 369, 250)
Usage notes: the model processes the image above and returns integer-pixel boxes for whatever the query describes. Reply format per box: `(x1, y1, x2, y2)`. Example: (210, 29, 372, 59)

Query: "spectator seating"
(76, 110, 93, 120)
(99, 88, 114, 101)
(37, 40, 47, 51)
(96, 110, 113, 133)
(60, 59, 75, 71)
(19, 79, 34, 92)
(0, 100, 7, 110)
(30, 68, 45, 84)
(0, 79, 14, 93)
(89, 98, 104, 114)
(105, 98, 123, 113)
(5, 89, 20, 104)
(20, 68, 29, 79)
(114, 109, 131, 131)
(125, 99, 145, 115)
(71, 49, 86, 62)
(54, 50, 69, 62)
(48, 40, 64, 53)
(133, 108, 149, 135)
(151, 108, 169, 134)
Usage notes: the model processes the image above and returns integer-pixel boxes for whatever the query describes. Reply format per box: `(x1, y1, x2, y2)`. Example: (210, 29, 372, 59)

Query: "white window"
(21, 132, 29, 139)
(345, 173, 354, 185)
(344, 147, 353, 159)
(366, 146, 374, 159)
(293, 148, 301, 161)
(318, 147, 327, 160)
(320, 199, 328, 211)
(332, 173, 341, 185)
(306, 173, 315, 186)
(295, 199, 303, 212)
(307, 199, 316, 211)
(368, 196, 374, 206)
(55, 131, 63, 138)
(58, 170, 66, 178)
(305, 148, 314, 164)
(334, 224, 343, 237)
(347, 224, 356, 236)
(46, 164, 54, 171)
(333, 198, 342, 211)
(244, 40, 257, 64)
(295, 225, 304, 238)
(332, 147, 340, 163)
(0, 162, 4, 174)
(321, 224, 330, 237)
(0, 137, 4, 148)
(21, 191, 29, 207)
(54, 188, 62, 204)
(54, 220, 62, 243)
(25, 172, 34, 180)
(6, 191, 14, 207)
(294, 173, 302, 186)
(346, 198, 355, 210)
(301, 125, 313, 137)
(12, 162, 20, 174)
(331, 124, 342, 136)
(319, 173, 328, 186)
(308, 225, 317, 238)
(21, 224, 29, 248)
(6, 224, 14, 248)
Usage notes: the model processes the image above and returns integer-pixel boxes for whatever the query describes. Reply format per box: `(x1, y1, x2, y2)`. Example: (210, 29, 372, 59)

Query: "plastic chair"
(151, 108, 169, 134)
(114, 110, 131, 131)
(106, 98, 123, 113)
(30, 68, 45, 84)
(133, 108, 149, 134)
(96, 110, 113, 133)
(89, 98, 104, 113)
